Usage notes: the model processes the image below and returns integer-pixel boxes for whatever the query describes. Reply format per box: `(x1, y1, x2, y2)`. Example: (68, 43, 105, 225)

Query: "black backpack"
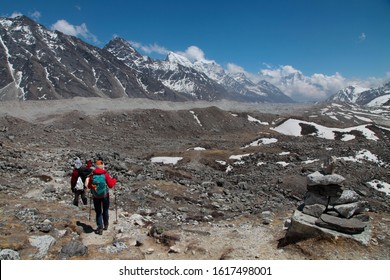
(78, 167, 92, 184)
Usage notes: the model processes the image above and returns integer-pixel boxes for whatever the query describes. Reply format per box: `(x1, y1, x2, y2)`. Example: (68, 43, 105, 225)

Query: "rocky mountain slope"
(0, 15, 293, 103)
(0, 99, 389, 260)
(0, 16, 184, 101)
(328, 81, 390, 107)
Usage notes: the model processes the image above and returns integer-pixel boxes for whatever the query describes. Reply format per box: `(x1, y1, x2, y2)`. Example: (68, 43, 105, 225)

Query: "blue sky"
(2, 0, 390, 100)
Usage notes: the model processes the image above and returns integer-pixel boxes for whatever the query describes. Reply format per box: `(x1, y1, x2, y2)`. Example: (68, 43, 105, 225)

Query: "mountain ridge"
(0, 15, 293, 103)
(327, 81, 390, 106)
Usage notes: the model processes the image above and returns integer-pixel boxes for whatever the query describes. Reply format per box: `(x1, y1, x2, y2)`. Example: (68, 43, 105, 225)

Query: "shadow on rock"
(76, 221, 94, 234)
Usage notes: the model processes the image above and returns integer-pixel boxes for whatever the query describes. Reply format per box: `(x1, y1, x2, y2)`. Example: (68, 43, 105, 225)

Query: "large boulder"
(307, 171, 345, 186)
(29, 235, 56, 259)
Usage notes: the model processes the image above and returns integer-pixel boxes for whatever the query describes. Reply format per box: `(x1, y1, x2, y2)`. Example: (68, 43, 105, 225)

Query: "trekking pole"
(87, 171, 93, 221)
(114, 187, 118, 224)
(89, 191, 92, 221)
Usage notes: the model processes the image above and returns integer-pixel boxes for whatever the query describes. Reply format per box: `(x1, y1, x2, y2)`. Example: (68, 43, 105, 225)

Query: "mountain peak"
(166, 52, 193, 68)
(0, 15, 294, 103)
(104, 37, 145, 62)
(233, 72, 249, 81)
(0, 15, 38, 29)
(109, 36, 129, 45)
(105, 37, 135, 51)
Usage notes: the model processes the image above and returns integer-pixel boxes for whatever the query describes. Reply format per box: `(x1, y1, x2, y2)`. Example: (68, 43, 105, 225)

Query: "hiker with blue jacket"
(85, 159, 117, 235)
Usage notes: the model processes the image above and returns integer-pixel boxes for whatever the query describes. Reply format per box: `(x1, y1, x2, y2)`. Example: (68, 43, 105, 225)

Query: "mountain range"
(1, 15, 389, 106)
(0, 15, 293, 103)
(327, 81, 390, 107)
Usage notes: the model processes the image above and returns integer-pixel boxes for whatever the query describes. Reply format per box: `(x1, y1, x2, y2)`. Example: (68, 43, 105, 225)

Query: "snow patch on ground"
(229, 154, 251, 161)
(271, 118, 379, 141)
(244, 138, 278, 148)
(248, 115, 269, 125)
(190, 111, 202, 127)
(187, 147, 206, 151)
(365, 180, 390, 195)
(151, 157, 183, 165)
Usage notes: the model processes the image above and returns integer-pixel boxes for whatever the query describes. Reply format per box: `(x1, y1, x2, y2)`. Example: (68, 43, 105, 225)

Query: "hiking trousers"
(73, 189, 87, 206)
(93, 196, 110, 229)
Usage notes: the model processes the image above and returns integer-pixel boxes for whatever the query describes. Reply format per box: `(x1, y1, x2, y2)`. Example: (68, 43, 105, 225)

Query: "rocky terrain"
(0, 98, 389, 260)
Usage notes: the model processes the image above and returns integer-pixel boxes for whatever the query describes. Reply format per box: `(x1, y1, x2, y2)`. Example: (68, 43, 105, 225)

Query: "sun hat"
(74, 158, 82, 169)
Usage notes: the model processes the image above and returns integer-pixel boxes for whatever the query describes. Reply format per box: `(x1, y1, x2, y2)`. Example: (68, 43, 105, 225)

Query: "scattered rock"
(0, 249, 20, 260)
(261, 211, 273, 225)
(168, 245, 181, 253)
(59, 241, 88, 259)
(29, 235, 56, 259)
(302, 204, 326, 218)
(334, 201, 368, 219)
(0, 102, 389, 260)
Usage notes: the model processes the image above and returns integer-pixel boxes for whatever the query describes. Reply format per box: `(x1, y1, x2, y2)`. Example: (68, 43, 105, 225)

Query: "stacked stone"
(300, 171, 369, 234)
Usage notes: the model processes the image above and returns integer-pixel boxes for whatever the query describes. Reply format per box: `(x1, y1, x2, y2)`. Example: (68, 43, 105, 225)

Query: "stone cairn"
(283, 157, 370, 244)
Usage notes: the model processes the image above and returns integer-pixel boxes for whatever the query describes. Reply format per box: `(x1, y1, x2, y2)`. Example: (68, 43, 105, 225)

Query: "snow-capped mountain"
(328, 82, 390, 107)
(358, 81, 390, 106)
(105, 38, 230, 100)
(0, 16, 184, 101)
(327, 85, 370, 103)
(216, 72, 293, 103)
(105, 38, 293, 102)
(0, 15, 292, 103)
(165, 52, 294, 103)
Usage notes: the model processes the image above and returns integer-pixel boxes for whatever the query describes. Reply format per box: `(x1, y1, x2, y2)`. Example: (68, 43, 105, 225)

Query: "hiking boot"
(103, 222, 109, 230)
(96, 228, 103, 235)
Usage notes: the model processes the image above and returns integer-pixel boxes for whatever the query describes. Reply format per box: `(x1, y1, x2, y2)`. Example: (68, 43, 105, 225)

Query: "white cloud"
(129, 41, 169, 55)
(226, 63, 259, 81)
(359, 32, 366, 42)
(223, 63, 353, 101)
(51, 19, 98, 43)
(311, 72, 347, 94)
(9, 11, 40, 21)
(10, 11, 23, 18)
(29, 11, 41, 21)
(130, 43, 210, 62)
(259, 65, 350, 101)
(364, 72, 390, 87)
(259, 66, 390, 101)
(178, 46, 207, 62)
(226, 63, 246, 74)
